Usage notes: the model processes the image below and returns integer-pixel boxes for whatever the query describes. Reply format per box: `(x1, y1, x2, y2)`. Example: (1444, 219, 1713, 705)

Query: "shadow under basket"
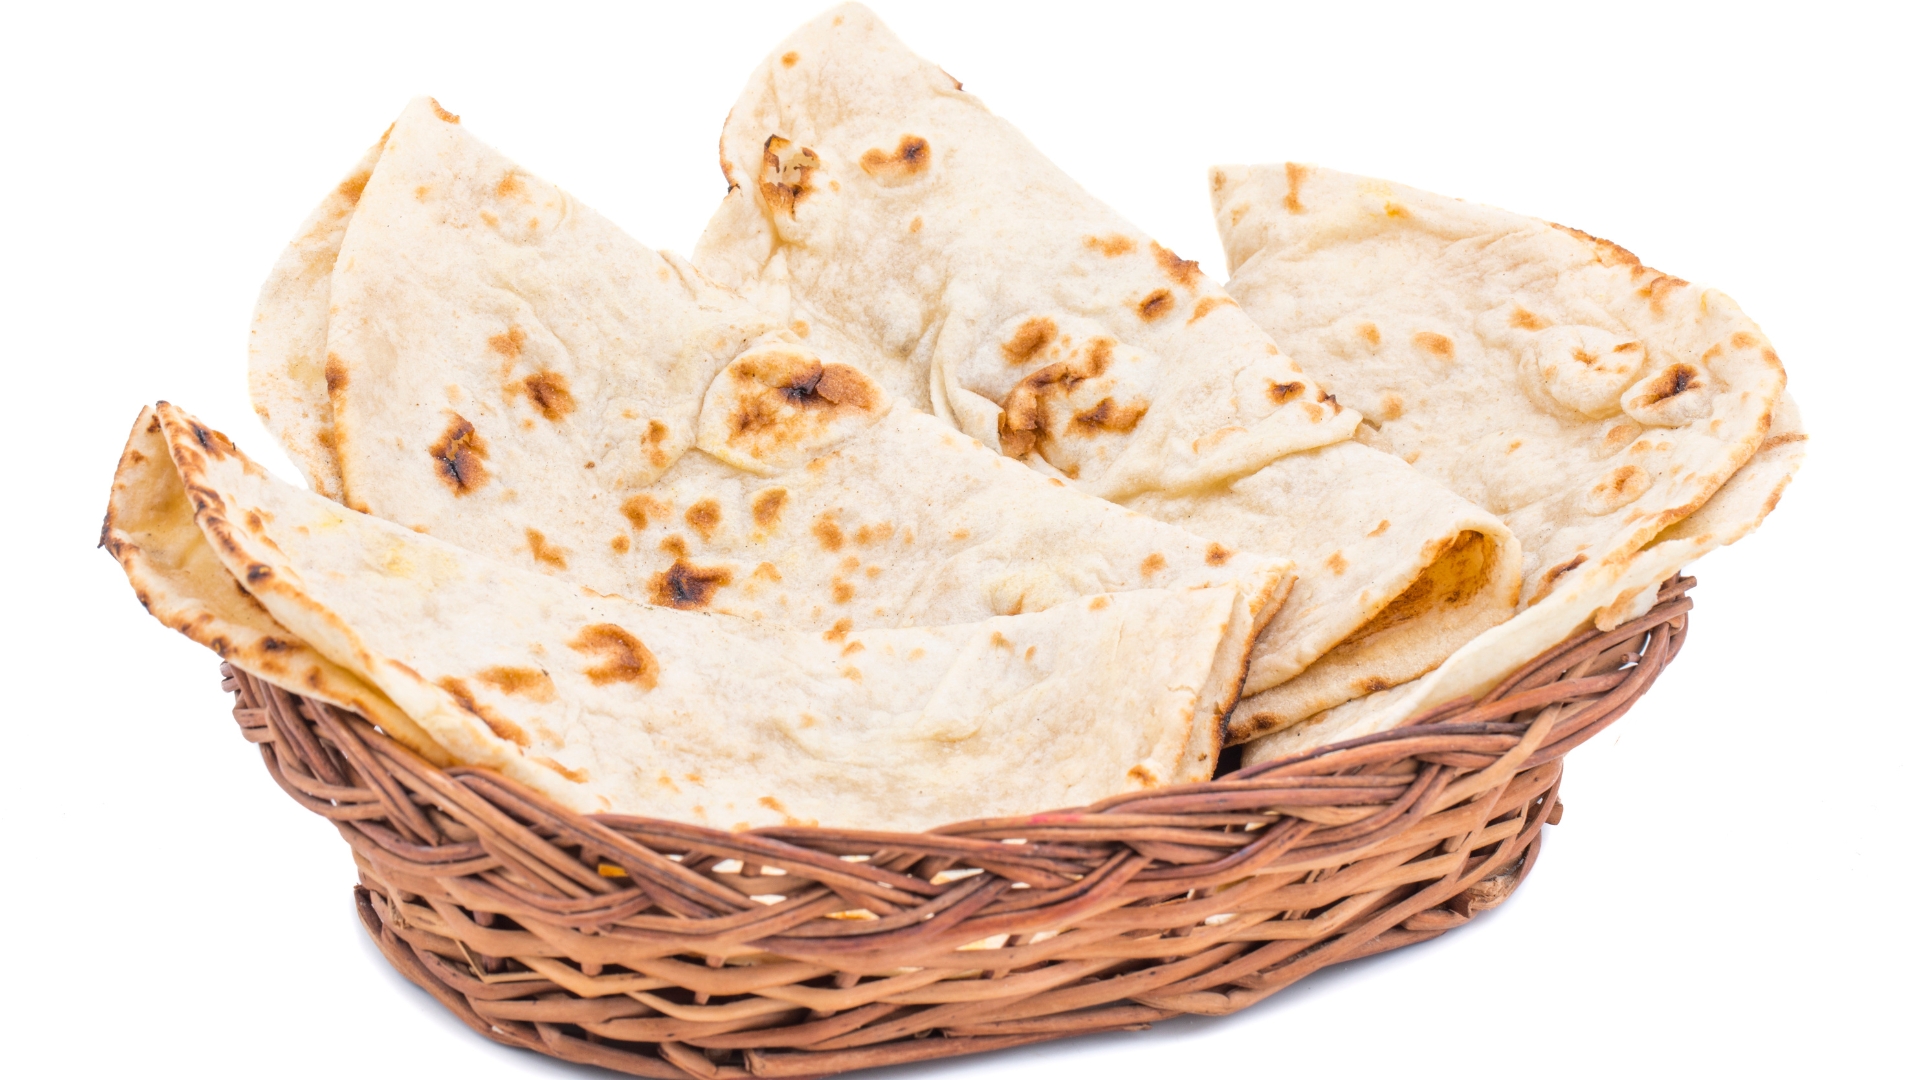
(219, 576, 1695, 1078)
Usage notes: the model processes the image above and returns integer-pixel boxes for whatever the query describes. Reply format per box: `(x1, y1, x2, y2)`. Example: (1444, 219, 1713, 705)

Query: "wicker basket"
(218, 576, 1695, 1078)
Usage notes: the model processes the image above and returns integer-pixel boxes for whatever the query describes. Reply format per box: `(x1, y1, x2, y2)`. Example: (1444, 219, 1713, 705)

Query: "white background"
(3, 1, 1913, 1076)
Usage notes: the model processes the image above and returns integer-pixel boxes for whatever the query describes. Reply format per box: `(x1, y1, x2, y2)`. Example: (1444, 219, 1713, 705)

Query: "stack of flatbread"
(1208, 164, 1803, 761)
(103, 3, 1802, 831)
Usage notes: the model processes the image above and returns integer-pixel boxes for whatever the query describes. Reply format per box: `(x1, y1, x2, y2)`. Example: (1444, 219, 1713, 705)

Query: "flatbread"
(692, 3, 1522, 736)
(280, 97, 1293, 735)
(101, 406, 450, 764)
(695, 4, 1355, 499)
(326, 97, 775, 521)
(131, 404, 1277, 829)
(1214, 163, 1787, 609)
(246, 132, 389, 499)
(1245, 393, 1806, 764)
(1128, 440, 1520, 739)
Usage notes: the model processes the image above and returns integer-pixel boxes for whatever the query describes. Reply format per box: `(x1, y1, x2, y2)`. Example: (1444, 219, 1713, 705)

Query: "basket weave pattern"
(220, 577, 1694, 1078)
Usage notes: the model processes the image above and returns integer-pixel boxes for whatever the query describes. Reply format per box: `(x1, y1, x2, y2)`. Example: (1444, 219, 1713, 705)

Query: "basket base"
(351, 821, 1549, 1077)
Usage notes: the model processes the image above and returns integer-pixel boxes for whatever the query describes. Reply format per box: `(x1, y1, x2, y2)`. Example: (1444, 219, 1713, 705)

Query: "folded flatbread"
(102, 407, 449, 763)
(248, 133, 388, 501)
(1214, 163, 1788, 610)
(692, 4, 1522, 738)
(252, 98, 1294, 730)
(1246, 393, 1805, 764)
(110, 404, 1283, 828)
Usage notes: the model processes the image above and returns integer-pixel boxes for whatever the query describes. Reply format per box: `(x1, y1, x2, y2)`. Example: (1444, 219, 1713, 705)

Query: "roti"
(692, 4, 1523, 736)
(246, 132, 388, 499)
(1214, 162, 1787, 609)
(118, 404, 1281, 828)
(255, 99, 1295, 747)
(1246, 393, 1805, 763)
(101, 406, 449, 763)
